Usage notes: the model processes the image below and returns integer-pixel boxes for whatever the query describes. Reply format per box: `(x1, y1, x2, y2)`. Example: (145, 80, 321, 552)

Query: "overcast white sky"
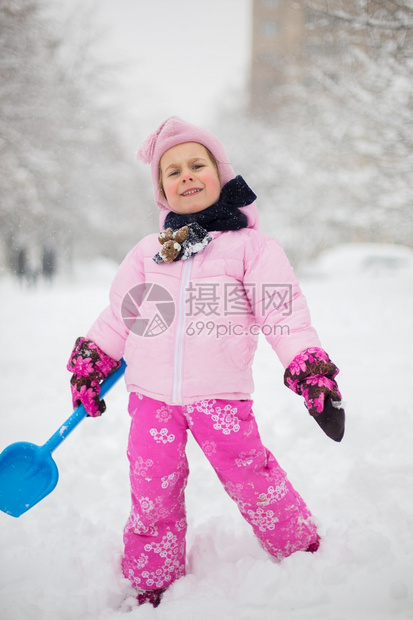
(89, 0, 252, 137)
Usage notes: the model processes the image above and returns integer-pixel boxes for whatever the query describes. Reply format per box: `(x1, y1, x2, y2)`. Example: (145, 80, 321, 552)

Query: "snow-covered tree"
(0, 0, 150, 277)
(216, 0, 413, 265)
(303, 0, 413, 246)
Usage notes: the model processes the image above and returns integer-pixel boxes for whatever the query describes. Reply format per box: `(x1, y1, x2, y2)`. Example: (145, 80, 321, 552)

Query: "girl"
(67, 117, 345, 608)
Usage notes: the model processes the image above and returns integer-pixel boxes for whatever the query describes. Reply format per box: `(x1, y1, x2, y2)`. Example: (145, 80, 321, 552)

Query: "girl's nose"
(181, 169, 194, 182)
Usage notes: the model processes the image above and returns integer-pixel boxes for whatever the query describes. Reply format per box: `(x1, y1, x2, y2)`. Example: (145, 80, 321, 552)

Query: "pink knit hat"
(136, 117, 235, 213)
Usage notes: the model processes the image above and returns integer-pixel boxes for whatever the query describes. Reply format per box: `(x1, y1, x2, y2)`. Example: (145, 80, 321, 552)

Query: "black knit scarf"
(164, 175, 256, 232)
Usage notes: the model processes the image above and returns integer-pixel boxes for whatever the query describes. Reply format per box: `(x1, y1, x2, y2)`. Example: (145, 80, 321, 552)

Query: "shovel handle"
(42, 359, 127, 455)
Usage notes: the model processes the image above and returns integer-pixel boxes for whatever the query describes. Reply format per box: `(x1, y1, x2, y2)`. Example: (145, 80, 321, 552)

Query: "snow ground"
(0, 245, 413, 620)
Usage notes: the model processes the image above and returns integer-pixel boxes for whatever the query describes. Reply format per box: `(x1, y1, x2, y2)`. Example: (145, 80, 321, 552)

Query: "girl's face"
(160, 142, 221, 214)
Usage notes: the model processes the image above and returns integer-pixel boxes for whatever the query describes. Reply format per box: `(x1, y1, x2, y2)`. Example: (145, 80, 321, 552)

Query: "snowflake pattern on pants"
(191, 401, 241, 435)
(156, 404, 173, 423)
(125, 510, 159, 538)
(141, 532, 186, 588)
(149, 427, 175, 444)
(257, 481, 289, 506)
(235, 448, 263, 468)
(245, 506, 279, 532)
(132, 455, 154, 477)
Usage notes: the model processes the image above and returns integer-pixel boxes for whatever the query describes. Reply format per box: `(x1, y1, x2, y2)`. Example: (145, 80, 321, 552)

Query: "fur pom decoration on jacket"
(153, 223, 212, 263)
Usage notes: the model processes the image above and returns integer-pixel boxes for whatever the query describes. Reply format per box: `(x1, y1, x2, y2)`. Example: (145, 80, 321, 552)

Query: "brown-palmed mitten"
(284, 347, 345, 442)
(67, 337, 121, 416)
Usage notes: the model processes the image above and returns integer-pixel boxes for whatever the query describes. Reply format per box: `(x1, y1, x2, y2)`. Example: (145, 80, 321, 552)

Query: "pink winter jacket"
(87, 206, 321, 405)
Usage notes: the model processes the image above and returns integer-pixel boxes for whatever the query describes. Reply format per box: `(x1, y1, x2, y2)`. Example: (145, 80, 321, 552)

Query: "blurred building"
(249, 0, 357, 115)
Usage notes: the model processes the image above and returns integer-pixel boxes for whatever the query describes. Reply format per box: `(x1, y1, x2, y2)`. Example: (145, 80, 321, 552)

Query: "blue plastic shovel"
(0, 359, 126, 518)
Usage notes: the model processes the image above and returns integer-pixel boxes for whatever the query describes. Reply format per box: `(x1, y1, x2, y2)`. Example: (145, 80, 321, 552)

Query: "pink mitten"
(284, 347, 345, 441)
(67, 337, 120, 416)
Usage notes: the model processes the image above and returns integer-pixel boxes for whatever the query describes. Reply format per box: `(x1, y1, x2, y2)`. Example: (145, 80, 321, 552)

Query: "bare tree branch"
(305, 0, 413, 30)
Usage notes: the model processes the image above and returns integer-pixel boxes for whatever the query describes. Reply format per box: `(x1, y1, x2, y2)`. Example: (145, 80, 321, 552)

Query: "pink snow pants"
(122, 393, 319, 590)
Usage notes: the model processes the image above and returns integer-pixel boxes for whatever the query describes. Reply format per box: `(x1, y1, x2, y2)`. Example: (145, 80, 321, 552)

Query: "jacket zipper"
(172, 257, 193, 403)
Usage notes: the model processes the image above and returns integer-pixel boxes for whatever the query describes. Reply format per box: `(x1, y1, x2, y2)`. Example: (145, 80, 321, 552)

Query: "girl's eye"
(166, 163, 205, 177)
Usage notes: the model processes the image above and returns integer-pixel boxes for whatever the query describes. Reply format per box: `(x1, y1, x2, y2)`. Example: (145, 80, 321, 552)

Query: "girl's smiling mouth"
(181, 188, 202, 197)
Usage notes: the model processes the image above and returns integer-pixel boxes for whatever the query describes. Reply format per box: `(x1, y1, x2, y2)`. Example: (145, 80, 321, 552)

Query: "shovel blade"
(0, 442, 58, 517)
